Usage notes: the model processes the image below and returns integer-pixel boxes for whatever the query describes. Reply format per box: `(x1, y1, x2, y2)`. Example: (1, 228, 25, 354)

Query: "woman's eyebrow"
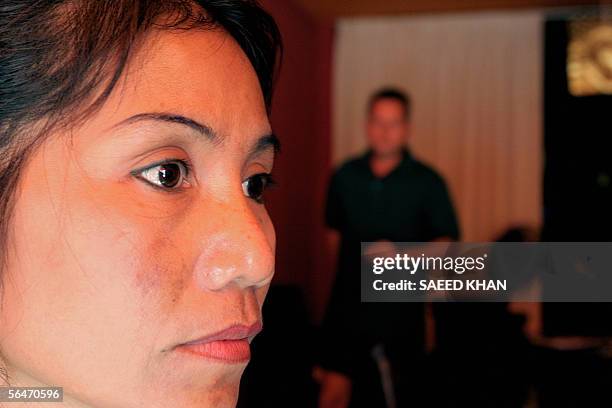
(250, 133, 281, 158)
(110, 111, 279, 156)
(110, 112, 220, 144)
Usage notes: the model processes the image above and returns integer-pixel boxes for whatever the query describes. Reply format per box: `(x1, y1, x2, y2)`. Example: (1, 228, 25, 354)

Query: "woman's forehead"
(88, 27, 270, 145)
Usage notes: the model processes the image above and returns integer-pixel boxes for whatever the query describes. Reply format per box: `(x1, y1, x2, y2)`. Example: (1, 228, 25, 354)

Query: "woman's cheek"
(0, 180, 166, 398)
(131, 229, 192, 311)
(74, 200, 191, 316)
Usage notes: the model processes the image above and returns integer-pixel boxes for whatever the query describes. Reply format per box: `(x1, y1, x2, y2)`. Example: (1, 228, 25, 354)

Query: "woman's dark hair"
(0, 0, 282, 272)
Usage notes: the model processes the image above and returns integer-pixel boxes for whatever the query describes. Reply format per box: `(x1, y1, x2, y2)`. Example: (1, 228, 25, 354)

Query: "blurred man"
(316, 88, 460, 408)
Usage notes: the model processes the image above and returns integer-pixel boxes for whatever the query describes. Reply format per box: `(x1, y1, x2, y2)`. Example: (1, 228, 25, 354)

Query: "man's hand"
(313, 366, 352, 408)
(362, 239, 397, 259)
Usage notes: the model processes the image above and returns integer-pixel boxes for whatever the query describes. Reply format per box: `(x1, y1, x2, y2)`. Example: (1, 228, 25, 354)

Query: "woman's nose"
(192, 199, 275, 292)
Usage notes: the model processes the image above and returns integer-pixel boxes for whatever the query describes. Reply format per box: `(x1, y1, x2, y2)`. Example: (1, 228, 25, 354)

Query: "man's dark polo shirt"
(326, 147, 459, 243)
(321, 147, 459, 378)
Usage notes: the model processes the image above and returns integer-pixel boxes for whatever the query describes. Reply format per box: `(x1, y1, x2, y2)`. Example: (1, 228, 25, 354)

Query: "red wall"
(259, 0, 334, 321)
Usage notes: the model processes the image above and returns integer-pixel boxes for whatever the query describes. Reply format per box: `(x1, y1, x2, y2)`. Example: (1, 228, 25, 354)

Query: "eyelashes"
(131, 158, 276, 203)
(131, 159, 192, 191)
(242, 173, 276, 204)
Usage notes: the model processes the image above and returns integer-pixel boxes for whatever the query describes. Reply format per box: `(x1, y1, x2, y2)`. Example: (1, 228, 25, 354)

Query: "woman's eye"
(242, 173, 275, 203)
(135, 160, 191, 190)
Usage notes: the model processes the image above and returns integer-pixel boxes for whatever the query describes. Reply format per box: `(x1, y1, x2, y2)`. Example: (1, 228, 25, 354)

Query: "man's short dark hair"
(368, 87, 411, 119)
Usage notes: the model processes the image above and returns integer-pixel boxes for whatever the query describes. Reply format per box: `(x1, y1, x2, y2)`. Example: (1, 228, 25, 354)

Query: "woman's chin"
(145, 360, 245, 408)
(168, 383, 241, 408)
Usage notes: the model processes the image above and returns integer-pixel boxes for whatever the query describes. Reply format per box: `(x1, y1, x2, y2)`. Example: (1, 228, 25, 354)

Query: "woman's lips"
(176, 322, 262, 363)
(178, 339, 251, 363)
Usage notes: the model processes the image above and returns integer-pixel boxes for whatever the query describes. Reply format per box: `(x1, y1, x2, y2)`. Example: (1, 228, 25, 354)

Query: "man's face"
(366, 98, 409, 157)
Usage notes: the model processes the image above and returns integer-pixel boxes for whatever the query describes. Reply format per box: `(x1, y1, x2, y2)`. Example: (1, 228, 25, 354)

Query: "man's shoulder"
(332, 154, 367, 179)
(409, 157, 446, 185)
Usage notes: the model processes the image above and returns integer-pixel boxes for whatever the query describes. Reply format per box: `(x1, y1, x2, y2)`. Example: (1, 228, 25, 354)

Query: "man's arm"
(426, 175, 460, 241)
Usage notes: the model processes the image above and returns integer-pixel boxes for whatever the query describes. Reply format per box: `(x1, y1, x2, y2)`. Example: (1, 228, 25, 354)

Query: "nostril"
(250, 269, 274, 289)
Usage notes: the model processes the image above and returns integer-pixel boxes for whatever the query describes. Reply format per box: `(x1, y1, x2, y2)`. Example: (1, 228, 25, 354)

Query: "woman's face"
(1, 26, 275, 408)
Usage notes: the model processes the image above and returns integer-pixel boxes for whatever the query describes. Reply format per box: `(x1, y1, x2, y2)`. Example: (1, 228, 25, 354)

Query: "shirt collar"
(361, 146, 413, 168)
